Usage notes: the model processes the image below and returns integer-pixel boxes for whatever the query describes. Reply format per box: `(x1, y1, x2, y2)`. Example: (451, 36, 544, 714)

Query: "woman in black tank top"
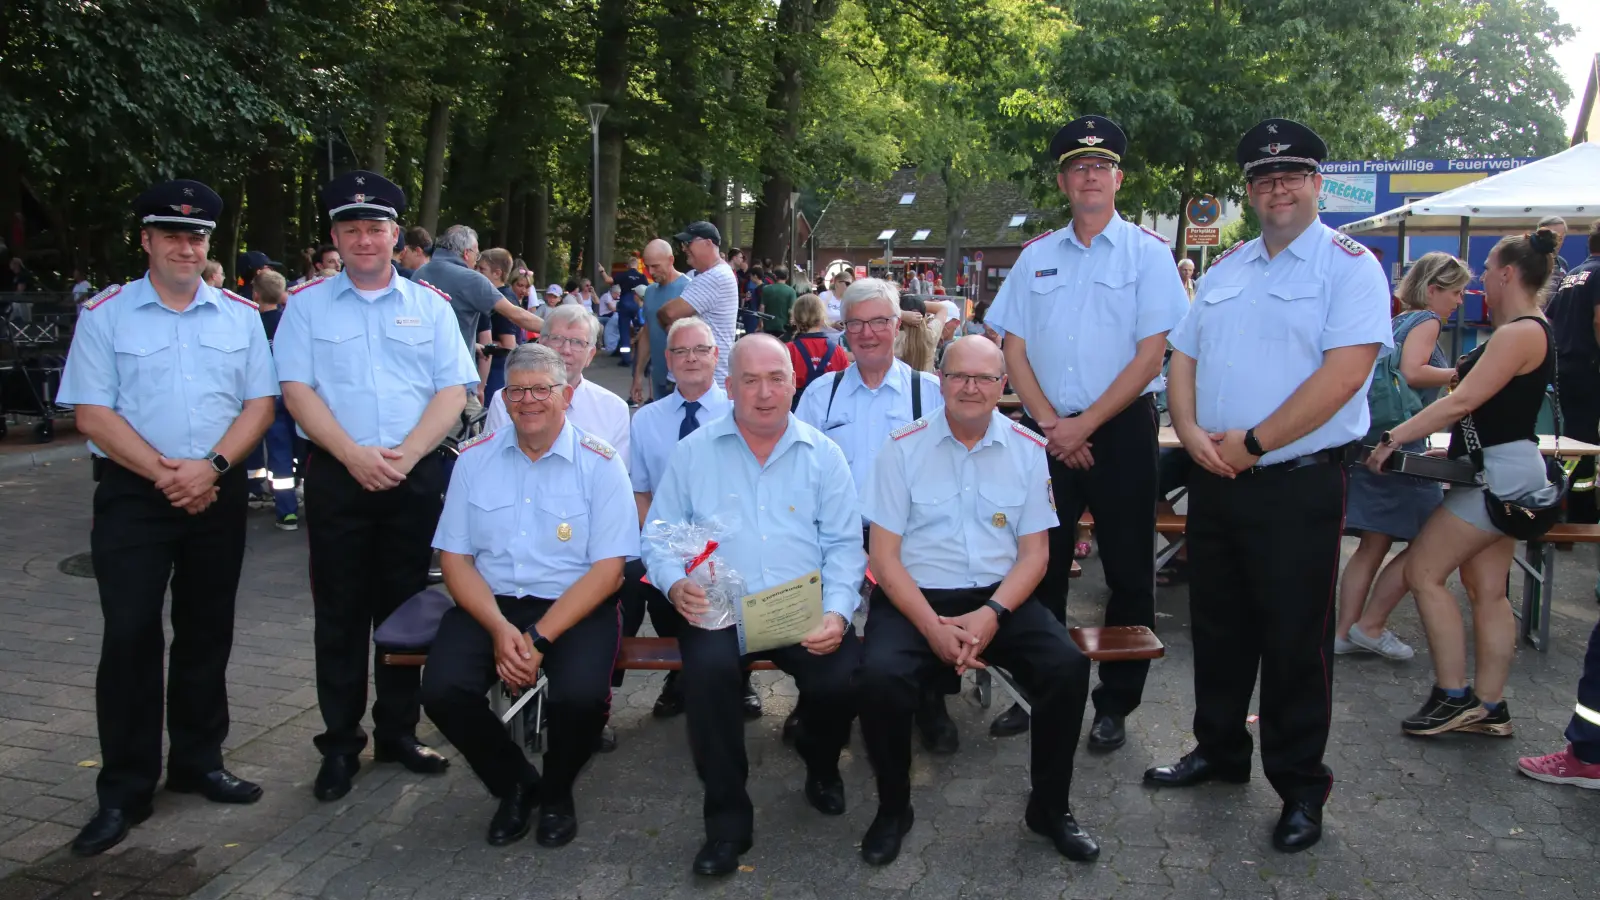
(1364, 229, 1561, 739)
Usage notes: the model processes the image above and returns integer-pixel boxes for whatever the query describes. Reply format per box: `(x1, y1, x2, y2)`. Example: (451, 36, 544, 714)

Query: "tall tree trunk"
(713, 176, 731, 244)
(298, 158, 318, 253)
(942, 162, 965, 295)
(751, 0, 838, 264)
(419, 99, 451, 234)
(528, 182, 550, 283)
(244, 150, 287, 264)
(365, 101, 389, 173)
(591, 0, 633, 281)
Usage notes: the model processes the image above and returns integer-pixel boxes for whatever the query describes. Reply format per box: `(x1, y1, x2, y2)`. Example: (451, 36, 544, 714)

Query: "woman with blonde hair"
(786, 292, 848, 407)
(894, 293, 938, 372)
(1336, 251, 1469, 660)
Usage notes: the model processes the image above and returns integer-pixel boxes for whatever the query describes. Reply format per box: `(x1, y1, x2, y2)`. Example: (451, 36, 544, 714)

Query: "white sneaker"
(1333, 634, 1361, 655)
(1345, 625, 1415, 660)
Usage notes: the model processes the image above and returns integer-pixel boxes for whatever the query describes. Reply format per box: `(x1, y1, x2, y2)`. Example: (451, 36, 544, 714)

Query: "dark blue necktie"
(679, 400, 702, 439)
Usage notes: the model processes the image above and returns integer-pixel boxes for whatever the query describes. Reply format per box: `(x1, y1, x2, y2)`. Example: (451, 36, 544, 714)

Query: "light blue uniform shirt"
(432, 420, 639, 599)
(642, 413, 866, 623)
(629, 385, 731, 494)
(1167, 222, 1393, 465)
(794, 360, 943, 509)
(58, 277, 279, 459)
(867, 411, 1058, 590)
(272, 270, 477, 446)
(985, 214, 1190, 415)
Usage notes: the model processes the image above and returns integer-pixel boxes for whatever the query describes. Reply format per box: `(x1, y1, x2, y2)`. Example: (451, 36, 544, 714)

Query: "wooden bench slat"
(1537, 523, 1600, 544)
(1155, 513, 1187, 535)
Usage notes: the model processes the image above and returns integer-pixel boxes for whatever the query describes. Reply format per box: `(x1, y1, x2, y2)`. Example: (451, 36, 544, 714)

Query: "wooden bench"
(1514, 523, 1600, 652)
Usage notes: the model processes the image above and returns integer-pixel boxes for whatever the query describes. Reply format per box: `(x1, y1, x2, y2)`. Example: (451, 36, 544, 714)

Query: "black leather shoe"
(595, 725, 618, 754)
(487, 781, 539, 846)
(374, 739, 450, 774)
(1087, 712, 1126, 753)
(860, 807, 915, 866)
(314, 754, 360, 801)
(536, 801, 579, 848)
(916, 691, 959, 755)
(742, 675, 763, 720)
(693, 838, 752, 876)
(166, 768, 263, 804)
(1142, 751, 1250, 788)
(652, 672, 685, 718)
(70, 804, 153, 857)
(781, 709, 803, 744)
(803, 772, 846, 816)
(989, 702, 1031, 737)
(1024, 798, 1100, 862)
(1272, 801, 1323, 853)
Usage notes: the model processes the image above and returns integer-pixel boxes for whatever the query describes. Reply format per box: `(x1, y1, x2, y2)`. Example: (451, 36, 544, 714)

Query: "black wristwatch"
(205, 451, 230, 474)
(1243, 428, 1266, 458)
(530, 629, 553, 655)
(1379, 430, 1397, 448)
(983, 599, 1011, 625)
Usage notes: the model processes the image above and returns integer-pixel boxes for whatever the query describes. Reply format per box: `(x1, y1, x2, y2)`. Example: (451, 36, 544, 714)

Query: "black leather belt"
(1237, 443, 1357, 477)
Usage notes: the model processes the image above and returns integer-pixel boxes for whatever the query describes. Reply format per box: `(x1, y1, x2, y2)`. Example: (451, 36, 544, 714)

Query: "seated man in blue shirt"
(421, 343, 639, 849)
(642, 334, 865, 877)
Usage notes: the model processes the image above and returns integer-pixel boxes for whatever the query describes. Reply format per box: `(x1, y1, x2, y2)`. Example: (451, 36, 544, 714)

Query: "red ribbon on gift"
(686, 540, 720, 576)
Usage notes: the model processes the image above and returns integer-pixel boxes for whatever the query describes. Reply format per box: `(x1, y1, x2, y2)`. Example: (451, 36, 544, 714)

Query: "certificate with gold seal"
(736, 570, 824, 654)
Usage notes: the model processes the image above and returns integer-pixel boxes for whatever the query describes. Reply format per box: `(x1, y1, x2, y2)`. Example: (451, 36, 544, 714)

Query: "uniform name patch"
(395, 317, 421, 327)
(1035, 268, 1058, 277)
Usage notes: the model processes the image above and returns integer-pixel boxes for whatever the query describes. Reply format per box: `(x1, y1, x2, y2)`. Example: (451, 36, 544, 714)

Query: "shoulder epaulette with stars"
(890, 418, 929, 441)
(221, 288, 258, 310)
(1138, 224, 1171, 244)
(1021, 230, 1055, 250)
(1011, 422, 1047, 448)
(288, 276, 326, 295)
(82, 284, 122, 311)
(1332, 232, 1367, 257)
(580, 434, 616, 460)
(416, 279, 452, 302)
(1211, 241, 1247, 266)
(458, 430, 495, 453)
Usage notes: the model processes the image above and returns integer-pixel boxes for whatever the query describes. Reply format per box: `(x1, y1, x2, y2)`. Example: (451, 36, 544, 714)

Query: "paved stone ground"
(2, 361, 1598, 899)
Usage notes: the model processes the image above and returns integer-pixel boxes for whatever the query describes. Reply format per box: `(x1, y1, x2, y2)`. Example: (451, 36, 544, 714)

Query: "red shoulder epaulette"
(1011, 422, 1047, 448)
(1211, 241, 1247, 266)
(82, 284, 122, 311)
(222, 288, 258, 310)
(890, 418, 929, 441)
(1332, 232, 1367, 257)
(458, 431, 495, 453)
(1021, 230, 1055, 250)
(288, 276, 326, 295)
(1139, 224, 1171, 244)
(579, 434, 617, 459)
(416, 280, 452, 302)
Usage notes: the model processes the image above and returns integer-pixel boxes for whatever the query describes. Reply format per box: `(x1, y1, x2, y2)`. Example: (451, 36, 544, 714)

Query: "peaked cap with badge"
(134, 179, 223, 234)
(321, 170, 406, 222)
(1237, 118, 1327, 176)
(1049, 115, 1127, 166)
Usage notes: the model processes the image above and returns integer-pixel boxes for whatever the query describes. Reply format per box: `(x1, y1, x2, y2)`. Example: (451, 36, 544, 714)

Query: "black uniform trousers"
(305, 446, 445, 757)
(421, 596, 619, 801)
(1030, 396, 1158, 717)
(1564, 615, 1600, 763)
(1188, 461, 1345, 806)
(1556, 372, 1600, 524)
(859, 586, 1089, 814)
(680, 621, 860, 843)
(90, 460, 247, 808)
(612, 558, 687, 687)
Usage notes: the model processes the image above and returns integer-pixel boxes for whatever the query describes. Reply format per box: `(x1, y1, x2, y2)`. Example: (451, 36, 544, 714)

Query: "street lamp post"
(584, 103, 609, 291)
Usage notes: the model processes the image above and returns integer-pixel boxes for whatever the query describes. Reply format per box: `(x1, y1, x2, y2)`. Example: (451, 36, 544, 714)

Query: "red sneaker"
(1516, 745, 1600, 789)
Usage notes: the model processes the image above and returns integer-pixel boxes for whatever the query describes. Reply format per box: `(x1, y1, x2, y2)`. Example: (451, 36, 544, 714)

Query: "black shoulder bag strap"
(826, 368, 845, 420)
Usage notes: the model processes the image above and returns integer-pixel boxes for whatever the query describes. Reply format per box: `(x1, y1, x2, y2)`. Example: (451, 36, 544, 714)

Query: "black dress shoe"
(595, 724, 618, 753)
(1142, 751, 1250, 787)
(1272, 801, 1323, 853)
(1086, 712, 1126, 753)
(166, 768, 263, 804)
(860, 807, 915, 866)
(536, 801, 578, 847)
(742, 675, 763, 720)
(803, 772, 846, 816)
(1024, 798, 1100, 862)
(487, 781, 539, 846)
(989, 702, 1031, 737)
(781, 709, 803, 744)
(70, 804, 153, 857)
(916, 691, 959, 755)
(652, 672, 685, 718)
(314, 754, 360, 802)
(693, 838, 752, 876)
(374, 739, 450, 774)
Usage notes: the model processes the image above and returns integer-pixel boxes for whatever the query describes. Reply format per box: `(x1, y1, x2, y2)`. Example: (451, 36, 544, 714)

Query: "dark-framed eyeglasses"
(844, 316, 896, 334)
(502, 384, 562, 403)
(941, 372, 1004, 388)
(668, 344, 716, 360)
(1247, 171, 1312, 194)
(540, 335, 591, 351)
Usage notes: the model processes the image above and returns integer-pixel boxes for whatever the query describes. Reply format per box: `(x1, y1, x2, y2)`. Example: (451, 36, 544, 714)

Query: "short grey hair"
(543, 302, 602, 346)
(840, 277, 898, 320)
(435, 224, 480, 255)
(666, 315, 714, 346)
(1537, 215, 1567, 228)
(505, 343, 568, 385)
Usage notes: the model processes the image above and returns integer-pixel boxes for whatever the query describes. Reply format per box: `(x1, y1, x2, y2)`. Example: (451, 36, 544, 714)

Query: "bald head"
(940, 334, 1005, 376)
(729, 333, 790, 382)
(643, 238, 678, 283)
(728, 333, 794, 437)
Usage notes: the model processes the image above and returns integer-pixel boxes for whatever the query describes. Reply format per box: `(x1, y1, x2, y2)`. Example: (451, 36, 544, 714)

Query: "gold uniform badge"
(557, 523, 573, 542)
(992, 512, 1007, 528)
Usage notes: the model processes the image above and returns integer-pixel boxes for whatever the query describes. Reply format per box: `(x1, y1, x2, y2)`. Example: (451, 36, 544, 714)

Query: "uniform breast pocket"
(537, 492, 590, 555)
(467, 489, 516, 555)
(1259, 282, 1322, 349)
(977, 481, 1025, 536)
(1090, 272, 1137, 332)
(113, 336, 175, 390)
(312, 330, 365, 381)
(383, 321, 436, 384)
(1194, 285, 1245, 353)
(910, 480, 960, 538)
(198, 331, 247, 392)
